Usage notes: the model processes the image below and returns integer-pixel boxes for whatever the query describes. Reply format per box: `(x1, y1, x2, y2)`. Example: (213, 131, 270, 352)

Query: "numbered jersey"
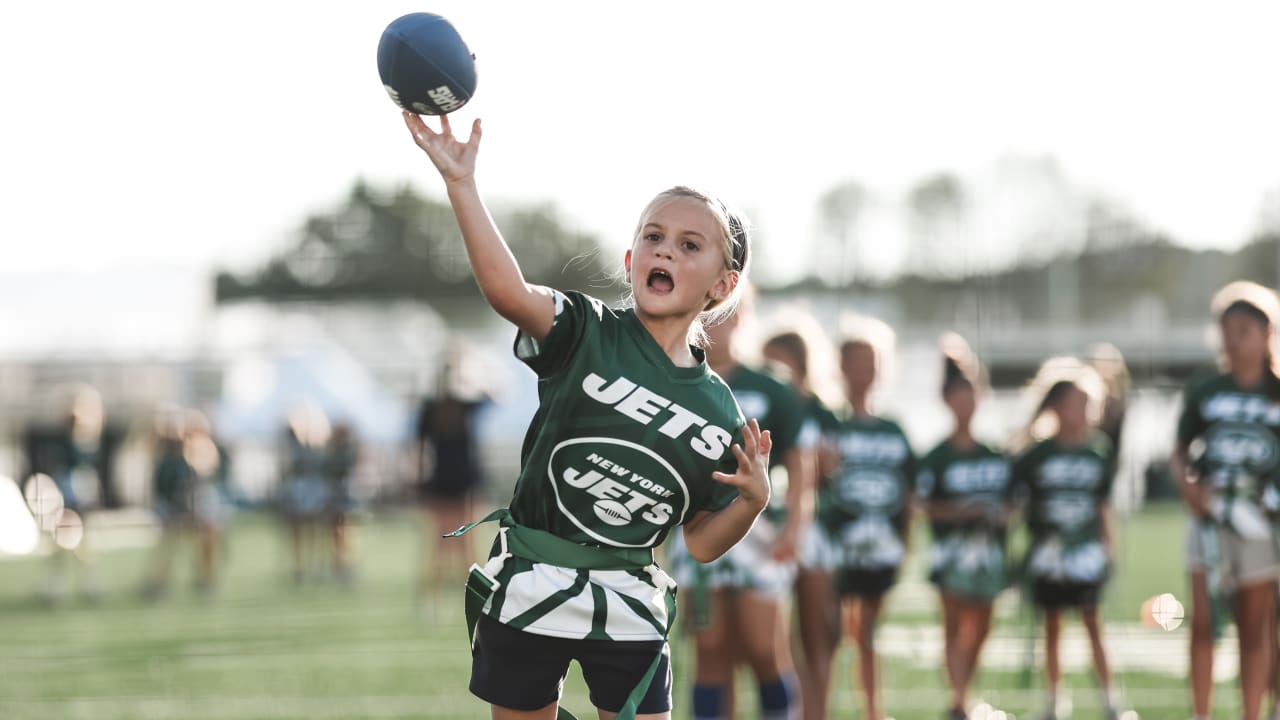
(1178, 372, 1280, 524)
(488, 291, 743, 640)
(818, 415, 916, 570)
(1012, 434, 1115, 583)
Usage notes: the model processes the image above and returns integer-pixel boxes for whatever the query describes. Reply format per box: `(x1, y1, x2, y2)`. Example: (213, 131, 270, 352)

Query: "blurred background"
(2, 1, 1279, 718)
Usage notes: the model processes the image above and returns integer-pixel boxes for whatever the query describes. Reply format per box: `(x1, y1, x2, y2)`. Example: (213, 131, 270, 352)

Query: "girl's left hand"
(711, 419, 772, 510)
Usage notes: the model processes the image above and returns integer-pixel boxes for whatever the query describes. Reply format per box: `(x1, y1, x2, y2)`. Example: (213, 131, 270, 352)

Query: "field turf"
(0, 503, 1238, 719)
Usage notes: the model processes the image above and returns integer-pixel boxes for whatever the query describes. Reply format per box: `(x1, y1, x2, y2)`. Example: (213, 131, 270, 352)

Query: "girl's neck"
(846, 391, 872, 418)
(950, 424, 976, 449)
(1233, 364, 1266, 391)
(635, 311, 699, 368)
(1057, 424, 1090, 446)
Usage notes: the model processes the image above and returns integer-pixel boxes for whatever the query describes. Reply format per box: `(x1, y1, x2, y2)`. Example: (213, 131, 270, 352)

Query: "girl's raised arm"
(404, 112, 555, 342)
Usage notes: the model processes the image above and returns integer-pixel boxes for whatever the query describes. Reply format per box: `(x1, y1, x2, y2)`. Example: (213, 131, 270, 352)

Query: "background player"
(800, 316, 914, 720)
(760, 318, 843, 720)
(669, 294, 816, 720)
(916, 334, 1012, 720)
(1175, 281, 1280, 720)
(1012, 358, 1121, 720)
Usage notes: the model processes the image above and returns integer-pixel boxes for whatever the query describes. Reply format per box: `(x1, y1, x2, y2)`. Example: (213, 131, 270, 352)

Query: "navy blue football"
(377, 13, 477, 115)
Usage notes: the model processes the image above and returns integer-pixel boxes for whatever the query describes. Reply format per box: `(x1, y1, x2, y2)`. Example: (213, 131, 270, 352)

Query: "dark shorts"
(835, 567, 899, 598)
(470, 615, 672, 713)
(1032, 578, 1104, 609)
(417, 475, 481, 503)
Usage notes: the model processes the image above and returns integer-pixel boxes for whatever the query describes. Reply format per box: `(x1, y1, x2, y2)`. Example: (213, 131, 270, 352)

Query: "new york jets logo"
(548, 437, 690, 548)
(833, 469, 901, 513)
(1207, 423, 1279, 472)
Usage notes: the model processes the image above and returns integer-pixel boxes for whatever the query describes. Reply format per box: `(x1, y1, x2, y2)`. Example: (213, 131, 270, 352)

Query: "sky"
(3, 1, 1280, 286)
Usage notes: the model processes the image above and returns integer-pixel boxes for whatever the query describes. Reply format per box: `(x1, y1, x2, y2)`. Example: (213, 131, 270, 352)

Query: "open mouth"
(646, 268, 674, 295)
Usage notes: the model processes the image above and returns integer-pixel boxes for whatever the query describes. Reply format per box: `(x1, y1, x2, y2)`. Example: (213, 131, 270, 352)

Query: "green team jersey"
(805, 396, 842, 443)
(722, 364, 809, 521)
(819, 415, 916, 569)
(487, 290, 743, 641)
(917, 440, 1011, 543)
(1012, 433, 1115, 583)
(1177, 372, 1280, 520)
(805, 395, 840, 517)
(917, 440, 1011, 597)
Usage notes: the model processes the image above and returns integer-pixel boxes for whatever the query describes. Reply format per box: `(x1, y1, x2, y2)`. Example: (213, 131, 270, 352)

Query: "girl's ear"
(624, 250, 633, 283)
(708, 269, 740, 305)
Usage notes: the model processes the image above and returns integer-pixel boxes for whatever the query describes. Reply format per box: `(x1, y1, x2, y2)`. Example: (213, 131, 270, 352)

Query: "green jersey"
(1011, 433, 1115, 583)
(723, 364, 809, 520)
(819, 415, 916, 570)
(667, 364, 810, 595)
(487, 290, 743, 640)
(1177, 372, 1280, 523)
(917, 440, 1011, 598)
(917, 440, 1011, 542)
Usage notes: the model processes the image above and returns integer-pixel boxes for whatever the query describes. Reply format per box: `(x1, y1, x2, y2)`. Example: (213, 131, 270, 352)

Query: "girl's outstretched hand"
(403, 112, 481, 185)
(711, 419, 772, 510)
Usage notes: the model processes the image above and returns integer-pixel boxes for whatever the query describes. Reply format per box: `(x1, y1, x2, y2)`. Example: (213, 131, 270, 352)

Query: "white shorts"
(798, 523, 840, 571)
(796, 518, 904, 573)
(667, 519, 796, 598)
(1186, 517, 1280, 594)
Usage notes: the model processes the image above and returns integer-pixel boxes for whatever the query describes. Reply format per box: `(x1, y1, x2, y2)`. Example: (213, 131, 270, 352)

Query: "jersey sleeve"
(1175, 378, 1206, 449)
(770, 382, 810, 457)
(1097, 435, 1118, 501)
(915, 448, 939, 499)
(1009, 445, 1035, 504)
(900, 426, 919, 494)
(513, 290, 606, 379)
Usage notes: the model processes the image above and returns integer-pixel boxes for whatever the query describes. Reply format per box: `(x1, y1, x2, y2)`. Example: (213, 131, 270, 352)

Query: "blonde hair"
(939, 332, 987, 396)
(624, 186, 751, 348)
(1013, 356, 1105, 451)
(835, 312, 897, 411)
(761, 306, 844, 411)
(837, 313, 896, 368)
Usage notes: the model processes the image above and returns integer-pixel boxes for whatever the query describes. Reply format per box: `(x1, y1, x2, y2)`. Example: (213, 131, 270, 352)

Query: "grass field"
(0, 503, 1241, 719)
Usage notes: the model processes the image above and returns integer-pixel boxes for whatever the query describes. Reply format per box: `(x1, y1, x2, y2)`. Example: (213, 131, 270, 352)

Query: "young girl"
(1175, 281, 1280, 720)
(403, 112, 773, 720)
(761, 322, 843, 720)
(915, 335, 1011, 720)
(800, 317, 914, 720)
(1012, 358, 1120, 720)
(667, 297, 816, 720)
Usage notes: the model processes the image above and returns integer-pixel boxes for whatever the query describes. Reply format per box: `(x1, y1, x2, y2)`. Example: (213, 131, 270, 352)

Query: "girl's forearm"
(444, 178, 549, 333)
(683, 497, 766, 563)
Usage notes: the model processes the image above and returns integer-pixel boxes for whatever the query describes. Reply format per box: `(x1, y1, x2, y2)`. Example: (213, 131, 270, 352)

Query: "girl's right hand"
(403, 112, 481, 185)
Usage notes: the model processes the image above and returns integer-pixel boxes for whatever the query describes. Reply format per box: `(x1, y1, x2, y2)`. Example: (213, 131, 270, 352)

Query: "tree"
(812, 179, 869, 287)
(215, 181, 611, 305)
(905, 173, 970, 277)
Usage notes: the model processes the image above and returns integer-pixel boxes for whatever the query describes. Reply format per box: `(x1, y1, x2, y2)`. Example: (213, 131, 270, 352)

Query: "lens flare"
(1141, 592, 1185, 631)
(53, 509, 85, 550)
(23, 473, 64, 531)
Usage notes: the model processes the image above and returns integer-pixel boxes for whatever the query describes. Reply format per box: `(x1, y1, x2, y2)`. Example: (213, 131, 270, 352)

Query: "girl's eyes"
(643, 233, 699, 252)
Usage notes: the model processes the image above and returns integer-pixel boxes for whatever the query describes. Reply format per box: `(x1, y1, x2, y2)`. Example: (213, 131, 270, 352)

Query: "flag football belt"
(446, 508, 677, 720)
